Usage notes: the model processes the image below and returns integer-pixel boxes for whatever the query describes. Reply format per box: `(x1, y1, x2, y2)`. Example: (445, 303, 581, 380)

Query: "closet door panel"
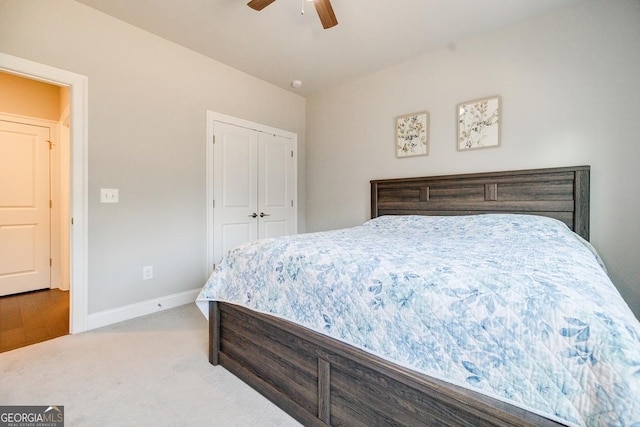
(213, 122, 258, 263)
(258, 133, 296, 240)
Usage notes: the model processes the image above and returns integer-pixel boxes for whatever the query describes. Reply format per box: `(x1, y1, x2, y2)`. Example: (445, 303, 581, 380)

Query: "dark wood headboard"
(371, 165, 590, 240)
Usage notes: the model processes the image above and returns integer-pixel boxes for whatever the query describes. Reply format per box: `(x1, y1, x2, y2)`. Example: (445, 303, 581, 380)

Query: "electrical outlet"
(142, 266, 153, 280)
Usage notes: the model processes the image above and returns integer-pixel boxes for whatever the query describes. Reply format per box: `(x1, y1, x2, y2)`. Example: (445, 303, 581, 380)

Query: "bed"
(196, 165, 640, 426)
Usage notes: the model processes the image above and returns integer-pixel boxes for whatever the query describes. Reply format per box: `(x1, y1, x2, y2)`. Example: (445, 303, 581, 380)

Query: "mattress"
(197, 214, 640, 426)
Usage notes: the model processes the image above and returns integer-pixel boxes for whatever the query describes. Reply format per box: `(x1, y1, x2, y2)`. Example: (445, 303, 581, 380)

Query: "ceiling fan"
(247, 0, 338, 29)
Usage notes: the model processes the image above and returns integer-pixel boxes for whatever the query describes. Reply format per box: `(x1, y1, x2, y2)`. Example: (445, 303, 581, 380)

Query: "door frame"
(0, 52, 89, 334)
(205, 111, 297, 276)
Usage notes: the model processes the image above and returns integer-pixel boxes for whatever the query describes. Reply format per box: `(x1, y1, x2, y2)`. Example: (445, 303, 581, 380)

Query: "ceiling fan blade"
(247, 0, 276, 11)
(314, 0, 338, 29)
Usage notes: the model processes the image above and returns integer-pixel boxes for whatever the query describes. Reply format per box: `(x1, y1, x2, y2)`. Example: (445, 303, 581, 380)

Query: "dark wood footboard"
(209, 301, 566, 427)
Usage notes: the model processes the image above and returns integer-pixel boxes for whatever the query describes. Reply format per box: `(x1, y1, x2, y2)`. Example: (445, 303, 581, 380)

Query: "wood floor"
(0, 288, 69, 353)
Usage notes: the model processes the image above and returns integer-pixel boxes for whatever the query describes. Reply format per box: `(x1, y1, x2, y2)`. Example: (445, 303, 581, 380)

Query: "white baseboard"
(86, 288, 202, 331)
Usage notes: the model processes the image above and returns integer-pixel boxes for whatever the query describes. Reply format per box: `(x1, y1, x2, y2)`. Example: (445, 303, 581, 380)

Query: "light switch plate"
(100, 188, 119, 203)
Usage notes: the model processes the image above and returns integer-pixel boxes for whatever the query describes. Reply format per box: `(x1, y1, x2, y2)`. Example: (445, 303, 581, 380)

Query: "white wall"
(0, 0, 306, 314)
(306, 0, 640, 318)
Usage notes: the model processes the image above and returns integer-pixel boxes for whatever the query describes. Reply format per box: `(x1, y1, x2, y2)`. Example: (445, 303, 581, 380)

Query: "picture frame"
(396, 111, 429, 158)
(457, 96, 501, 151)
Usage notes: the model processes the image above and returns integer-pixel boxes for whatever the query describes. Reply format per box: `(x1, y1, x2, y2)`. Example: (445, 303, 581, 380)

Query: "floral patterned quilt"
(196, 214, 640, 426)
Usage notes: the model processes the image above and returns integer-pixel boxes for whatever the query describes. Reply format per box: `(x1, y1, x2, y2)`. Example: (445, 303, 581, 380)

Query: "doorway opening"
(0, 52, 88, 337)
(0, 73, 70, 351)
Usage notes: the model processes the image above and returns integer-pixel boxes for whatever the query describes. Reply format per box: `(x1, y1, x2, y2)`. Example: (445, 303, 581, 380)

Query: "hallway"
(0, 288, 69, 353)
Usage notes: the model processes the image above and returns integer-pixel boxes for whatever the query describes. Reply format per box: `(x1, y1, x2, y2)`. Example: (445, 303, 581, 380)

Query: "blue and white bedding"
(196, 214, 640, 426)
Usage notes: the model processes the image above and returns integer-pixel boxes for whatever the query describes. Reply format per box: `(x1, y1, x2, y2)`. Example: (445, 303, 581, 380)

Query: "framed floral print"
(457, 96, 501, 151)
(396, 111, 429, 158)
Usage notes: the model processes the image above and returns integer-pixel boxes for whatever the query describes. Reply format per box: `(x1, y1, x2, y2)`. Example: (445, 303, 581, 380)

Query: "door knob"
(248, 213, 258, 218)
(259, 212, 271, 217)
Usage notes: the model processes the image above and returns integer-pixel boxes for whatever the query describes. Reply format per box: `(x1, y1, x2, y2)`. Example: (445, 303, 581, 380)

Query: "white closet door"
(258, 133, 296, 239)
(212, 121, 258, 263)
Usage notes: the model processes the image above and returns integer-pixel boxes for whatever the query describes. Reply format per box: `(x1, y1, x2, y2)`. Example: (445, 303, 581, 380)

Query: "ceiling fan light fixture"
(248, 0, 337, 29)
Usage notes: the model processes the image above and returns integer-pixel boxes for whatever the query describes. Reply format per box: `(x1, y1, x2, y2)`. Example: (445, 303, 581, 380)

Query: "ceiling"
(75, 0, 579, 96)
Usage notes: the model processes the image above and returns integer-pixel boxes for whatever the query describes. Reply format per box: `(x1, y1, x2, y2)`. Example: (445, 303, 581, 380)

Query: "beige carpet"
(0, 303, 301, 426)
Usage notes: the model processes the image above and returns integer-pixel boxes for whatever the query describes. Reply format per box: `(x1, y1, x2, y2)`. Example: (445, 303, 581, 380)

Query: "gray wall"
(0, 0, 306, 313)
(306, 0, 640, 318)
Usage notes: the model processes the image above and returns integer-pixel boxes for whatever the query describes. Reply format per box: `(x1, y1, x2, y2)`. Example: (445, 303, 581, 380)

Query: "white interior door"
(258, 133, 296, 239)
(0, 119, 51, 296)
(212, 121, 258, 263)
